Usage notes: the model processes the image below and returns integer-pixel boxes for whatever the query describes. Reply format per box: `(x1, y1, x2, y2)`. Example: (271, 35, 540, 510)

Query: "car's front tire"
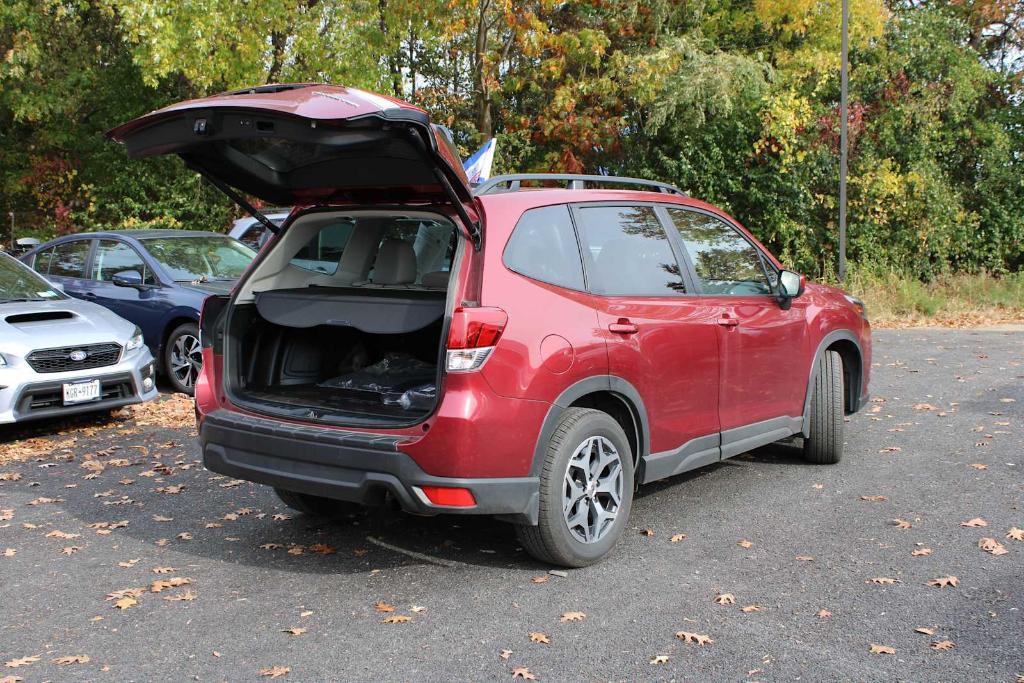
(803, 349, 845, 464)
(164, 322, 201, 395)
(274, 488, 361, 517)
(516, 408, 634, 567)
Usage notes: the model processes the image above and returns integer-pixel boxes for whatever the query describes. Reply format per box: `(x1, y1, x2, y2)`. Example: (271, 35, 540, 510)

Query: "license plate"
(63, 379, 101, 405)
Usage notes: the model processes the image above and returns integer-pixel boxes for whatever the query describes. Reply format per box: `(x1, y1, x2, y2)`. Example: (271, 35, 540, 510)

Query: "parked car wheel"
(274, 488, 361, 517)
(803, 350, 845, 464)
(164, 322, 202, 395)
(516, 408, 634, 567)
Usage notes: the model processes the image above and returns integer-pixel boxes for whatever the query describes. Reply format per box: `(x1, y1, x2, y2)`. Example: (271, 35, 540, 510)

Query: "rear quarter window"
(502, 205, 585, 290)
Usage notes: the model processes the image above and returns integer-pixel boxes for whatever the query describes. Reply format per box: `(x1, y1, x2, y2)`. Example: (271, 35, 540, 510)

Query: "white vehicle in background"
(228, 209, 289, 251)
(0, 252, 158, 424)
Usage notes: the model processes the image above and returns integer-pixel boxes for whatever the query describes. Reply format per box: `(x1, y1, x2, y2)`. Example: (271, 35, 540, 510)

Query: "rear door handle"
(716, 316, 739, 327)
(608, 319, 639, 335)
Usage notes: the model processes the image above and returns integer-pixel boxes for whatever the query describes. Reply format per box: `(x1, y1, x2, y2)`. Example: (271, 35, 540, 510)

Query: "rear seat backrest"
(371, 239, 417, 285)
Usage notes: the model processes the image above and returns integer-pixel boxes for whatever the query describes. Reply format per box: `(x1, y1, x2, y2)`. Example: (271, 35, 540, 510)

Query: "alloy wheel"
(562, 435, 624, 543)
(170, 333, 202, 389)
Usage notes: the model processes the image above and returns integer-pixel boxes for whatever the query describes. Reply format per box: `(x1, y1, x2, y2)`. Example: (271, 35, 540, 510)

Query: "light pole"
(839, 0, 849, 282)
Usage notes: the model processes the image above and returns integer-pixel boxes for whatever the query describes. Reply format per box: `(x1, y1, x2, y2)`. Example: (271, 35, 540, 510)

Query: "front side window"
(48, 240, 92, 279)
(503, 205, 585, 290)
(92, 240, 155, 284)
(667, 208, 772, 296)
(575, 205, 685, 296)
(144, 236, 256, 282)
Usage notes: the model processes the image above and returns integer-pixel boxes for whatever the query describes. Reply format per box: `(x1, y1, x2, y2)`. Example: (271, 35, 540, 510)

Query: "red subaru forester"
(110, 84, 871, 567)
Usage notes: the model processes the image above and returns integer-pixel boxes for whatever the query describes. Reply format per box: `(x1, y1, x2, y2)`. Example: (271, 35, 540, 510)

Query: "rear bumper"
(199, 409, 540, 524)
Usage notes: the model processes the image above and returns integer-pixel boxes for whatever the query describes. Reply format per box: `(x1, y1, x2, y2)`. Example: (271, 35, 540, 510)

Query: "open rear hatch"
(106, 83, 480, 245)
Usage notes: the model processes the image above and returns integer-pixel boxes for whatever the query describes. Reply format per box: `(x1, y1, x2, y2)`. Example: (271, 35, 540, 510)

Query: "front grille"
(26, 343, 122, 374)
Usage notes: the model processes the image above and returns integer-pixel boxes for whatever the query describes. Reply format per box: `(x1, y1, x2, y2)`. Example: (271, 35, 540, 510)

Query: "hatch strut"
(184, 159, 280, 236)
(433, 168, 481, 250)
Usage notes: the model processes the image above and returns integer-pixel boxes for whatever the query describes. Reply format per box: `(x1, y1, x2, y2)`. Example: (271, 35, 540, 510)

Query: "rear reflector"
(419, 486, 477, 507)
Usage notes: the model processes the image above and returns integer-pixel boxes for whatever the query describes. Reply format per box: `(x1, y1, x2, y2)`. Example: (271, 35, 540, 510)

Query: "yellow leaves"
(259, 665, 291, 678)
(930, 640, 955, 650)
(374, 601, 395, 613)
(713, 593, 736, 605)
(869, 644, 896, 655)
(53, 655, 89, 665)
(961, 518, 988, 528)
(113, 597, 138, 610)
(529, 632, 550, 644)
(979, 538, 1008, 556)
(382, 615, 412, 624)
(4, 655, 40, 668)
(675, 631, 713, 646)
(927, 576, 959, 588)
(559, 611, 585, 622)
(511, 667, 537, 680)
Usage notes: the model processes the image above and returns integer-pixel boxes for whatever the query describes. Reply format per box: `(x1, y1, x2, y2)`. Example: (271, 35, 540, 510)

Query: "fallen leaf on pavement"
(961, 518, 988, 527)
(259, 665, 290, 678)
(870, 644, 896, 655)
(410, 605, 426, 613)
(913, 403, 938, 411)
(915, 627, 936, 635)
(816, 609, 832, 618)
(737, 539, 753, 548)
(714, 593, 736, 605)
(114, 597, 137, 609)
(118, 559, 140, 568)
(309, 543, 336, 555)
(868, 577, 899, 585)
(4, 656, 40, 668)
(45, 530, 79, 539)
(2, 549, 14, 558)
(382, 615, 411, 624)
(670, 533, 686, 542)
(927, 576, 959, 588)
(912, 548, 933, 557)
(639, 528, 654, 537)
(893, 519, 912, 529)
(675, 631, 712, 645)
(152, 566, 176, 574)
(560, 611, 585, 622)
(283, 628, 306, 636)
(374, 601, 395, 613)
(795, 555, 814, 561)
(1007, 527, 1024, 541)
(163, 590, 197, 602)
(511, 667, 537, 680)
(969, 463, 988, 470)
(529, 632, 550, 644)
(499, 649, 512, 660)
(531, 576, 548, 584)
(931, 640, 955, 650)
(61, 546, 81, 555)
(150, 577, 190, 593)
(650, 655, 669, 664)
(861, 495, 887, 502)
(741, 605, 761, 613)
(53, 655, 89, 665)
(979, 538, 1009, 555)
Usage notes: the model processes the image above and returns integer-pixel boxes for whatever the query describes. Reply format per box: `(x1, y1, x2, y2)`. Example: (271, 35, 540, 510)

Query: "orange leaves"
(559, 611, 585, 623)
(978, 537, 1008, 556)
(511, 667, 537, 680)
(930, 640, 955, 650)
(150, 577, 190, 593)
(737, 539, 753, 548)
(53, 655, 90, 665)
(282, 627, 306, 636)
(892, 519, 912, 529)
(4, 655, 40, 668)
(867, 577, 899, 585)
(382, 615, 412, 624)
(869, 644, 896, 655)
(259, 665, 291, 678)
(374, 601, 395, 613)
(669, 533, 686, 543)
(113, 596, 138, 610)
(961, 517, 988, 528)
(528, 632, 550, 645)
(713, 593, 736, 605)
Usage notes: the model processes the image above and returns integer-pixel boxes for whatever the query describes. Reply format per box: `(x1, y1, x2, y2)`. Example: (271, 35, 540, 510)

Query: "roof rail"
(474, 174, 686, 197)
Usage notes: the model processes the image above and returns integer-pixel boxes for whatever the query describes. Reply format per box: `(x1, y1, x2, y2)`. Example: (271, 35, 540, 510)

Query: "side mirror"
(112, 270, 144, 288)
(776, 270, 804, 309)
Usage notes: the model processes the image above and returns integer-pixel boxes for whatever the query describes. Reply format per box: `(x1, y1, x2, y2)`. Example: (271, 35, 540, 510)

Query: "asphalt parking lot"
(1, 329, 1022, 682)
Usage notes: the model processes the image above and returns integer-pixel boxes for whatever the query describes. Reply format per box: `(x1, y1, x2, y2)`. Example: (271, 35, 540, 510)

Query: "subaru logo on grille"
(69, 350, 88, 362)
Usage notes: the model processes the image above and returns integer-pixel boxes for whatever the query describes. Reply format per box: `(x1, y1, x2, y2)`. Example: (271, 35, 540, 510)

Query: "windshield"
(0, 253, 63, 303)
(144, 236, 256, 282)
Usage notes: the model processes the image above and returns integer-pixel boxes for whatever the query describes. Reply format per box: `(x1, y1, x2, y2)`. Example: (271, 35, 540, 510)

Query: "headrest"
(371, 239, 417, 285)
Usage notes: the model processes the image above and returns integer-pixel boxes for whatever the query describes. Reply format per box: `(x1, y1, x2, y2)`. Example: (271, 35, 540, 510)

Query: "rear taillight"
(446, 306, 507, 373)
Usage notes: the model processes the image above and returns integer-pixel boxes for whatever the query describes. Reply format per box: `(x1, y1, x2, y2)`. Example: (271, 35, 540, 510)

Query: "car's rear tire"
(273, 488, 361, 517)
(803, 349, 845, 464)
(516, 407, 634, 568)
(164, 322, 201, 396)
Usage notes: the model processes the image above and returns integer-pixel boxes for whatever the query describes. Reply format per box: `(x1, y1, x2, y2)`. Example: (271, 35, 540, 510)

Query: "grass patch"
(843, 270, 1024, 327)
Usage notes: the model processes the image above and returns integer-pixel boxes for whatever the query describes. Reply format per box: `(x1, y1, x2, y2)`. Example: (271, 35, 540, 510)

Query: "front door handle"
(608, 319, 639, 335)
(716, 316, 739, 327)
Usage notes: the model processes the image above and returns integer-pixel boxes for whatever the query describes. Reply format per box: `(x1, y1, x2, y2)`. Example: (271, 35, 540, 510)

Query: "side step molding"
(639, 416, 804, 485)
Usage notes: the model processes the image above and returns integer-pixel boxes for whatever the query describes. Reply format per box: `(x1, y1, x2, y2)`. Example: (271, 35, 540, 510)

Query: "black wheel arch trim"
(529, 375, 650, 478)
(801, 329, 864, 436)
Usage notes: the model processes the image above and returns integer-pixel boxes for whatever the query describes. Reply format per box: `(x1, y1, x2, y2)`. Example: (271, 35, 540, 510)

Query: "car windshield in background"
(144, 237, 256, 282)
(0, 253, 62, 302)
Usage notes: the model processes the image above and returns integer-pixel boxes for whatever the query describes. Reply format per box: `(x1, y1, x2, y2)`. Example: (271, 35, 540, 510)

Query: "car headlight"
(126, 326, 145, 351)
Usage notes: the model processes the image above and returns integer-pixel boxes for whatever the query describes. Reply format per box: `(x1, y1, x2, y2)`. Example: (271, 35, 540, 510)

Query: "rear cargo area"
(224, 210, 458, 425)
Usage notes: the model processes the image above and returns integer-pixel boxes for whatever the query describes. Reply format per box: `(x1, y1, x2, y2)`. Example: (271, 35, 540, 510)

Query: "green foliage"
(0, 0, 1021, 280)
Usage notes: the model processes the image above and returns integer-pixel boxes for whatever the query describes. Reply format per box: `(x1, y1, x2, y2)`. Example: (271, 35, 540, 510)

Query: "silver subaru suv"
(0, 252, 158, 424)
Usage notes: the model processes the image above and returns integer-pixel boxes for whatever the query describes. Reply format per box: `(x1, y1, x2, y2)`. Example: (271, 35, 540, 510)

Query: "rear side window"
(666, 208, 771, 295)
(291, 220, 354, 274)
(503, 205, 585, 290)
(48, 240, 92, 279)
(575, 205, 685, 295)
